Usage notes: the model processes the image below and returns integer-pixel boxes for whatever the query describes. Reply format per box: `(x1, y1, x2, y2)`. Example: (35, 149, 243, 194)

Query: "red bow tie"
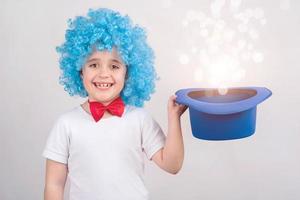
(88, 97, 125, 122)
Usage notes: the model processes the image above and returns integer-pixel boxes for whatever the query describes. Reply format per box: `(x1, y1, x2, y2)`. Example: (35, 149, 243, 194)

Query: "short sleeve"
(42, 117, 70, 164)
(141, 111, 166, 160)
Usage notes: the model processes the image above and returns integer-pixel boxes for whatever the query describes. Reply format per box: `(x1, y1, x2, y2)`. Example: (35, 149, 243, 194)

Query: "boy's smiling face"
(81, 48, 127, 105)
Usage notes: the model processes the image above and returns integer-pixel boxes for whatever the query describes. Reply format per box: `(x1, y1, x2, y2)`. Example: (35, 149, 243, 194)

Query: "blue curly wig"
(56, 8, 158, 107)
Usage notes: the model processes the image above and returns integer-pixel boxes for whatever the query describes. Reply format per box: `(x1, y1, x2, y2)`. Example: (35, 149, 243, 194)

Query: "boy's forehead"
(87, 48, 123, 62)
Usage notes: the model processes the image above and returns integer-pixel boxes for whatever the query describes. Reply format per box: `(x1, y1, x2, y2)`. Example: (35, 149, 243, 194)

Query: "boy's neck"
(88, 96, 120, 106)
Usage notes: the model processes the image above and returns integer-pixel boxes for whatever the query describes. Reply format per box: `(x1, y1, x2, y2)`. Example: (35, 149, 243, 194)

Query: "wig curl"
(56, 8, 157, 107)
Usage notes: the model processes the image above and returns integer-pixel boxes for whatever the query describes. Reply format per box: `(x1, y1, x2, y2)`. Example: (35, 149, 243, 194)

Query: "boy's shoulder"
(125, 105, 149, 116)
(125, 105, 155, 123)
(53, 106, 83, 124)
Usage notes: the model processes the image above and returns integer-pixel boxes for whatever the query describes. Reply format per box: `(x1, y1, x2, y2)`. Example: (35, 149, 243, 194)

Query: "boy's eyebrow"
(86, 58, 100, 63)
(110, 59, 123, 64)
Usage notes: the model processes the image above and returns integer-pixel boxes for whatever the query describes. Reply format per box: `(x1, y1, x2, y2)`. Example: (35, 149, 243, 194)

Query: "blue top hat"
(175, 87, 272, 140)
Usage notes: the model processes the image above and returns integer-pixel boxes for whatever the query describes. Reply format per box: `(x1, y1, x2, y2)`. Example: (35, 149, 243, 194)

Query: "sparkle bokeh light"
(179, 0, 267, 94)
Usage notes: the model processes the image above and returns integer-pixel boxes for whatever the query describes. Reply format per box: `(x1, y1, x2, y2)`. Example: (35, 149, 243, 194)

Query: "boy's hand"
(168, 95, 188, 118)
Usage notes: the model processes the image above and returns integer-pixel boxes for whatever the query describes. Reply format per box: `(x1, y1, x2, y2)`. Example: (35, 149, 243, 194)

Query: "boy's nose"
(97, 66, 110, 77)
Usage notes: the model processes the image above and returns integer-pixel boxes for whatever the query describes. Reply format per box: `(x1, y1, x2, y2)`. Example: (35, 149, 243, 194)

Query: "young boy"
(43, 8, 187, 200)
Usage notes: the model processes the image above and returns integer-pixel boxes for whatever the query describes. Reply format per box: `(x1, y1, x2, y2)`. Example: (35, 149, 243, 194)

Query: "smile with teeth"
(94, 83, 113, 89)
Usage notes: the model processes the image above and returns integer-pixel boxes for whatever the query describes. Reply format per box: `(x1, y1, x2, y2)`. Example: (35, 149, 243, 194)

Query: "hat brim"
(175, 87, 272, 115)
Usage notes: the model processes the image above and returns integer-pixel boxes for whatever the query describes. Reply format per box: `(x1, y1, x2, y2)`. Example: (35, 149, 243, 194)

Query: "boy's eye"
(111, 64, 120, 69)
(89, 63, 97, 68)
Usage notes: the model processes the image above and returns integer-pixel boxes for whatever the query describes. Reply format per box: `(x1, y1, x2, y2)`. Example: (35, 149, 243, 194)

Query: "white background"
(1, 0, 299, 199)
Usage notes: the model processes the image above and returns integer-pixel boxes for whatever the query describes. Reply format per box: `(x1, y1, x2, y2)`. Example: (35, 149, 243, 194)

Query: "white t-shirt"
(42, 105, 166, 200)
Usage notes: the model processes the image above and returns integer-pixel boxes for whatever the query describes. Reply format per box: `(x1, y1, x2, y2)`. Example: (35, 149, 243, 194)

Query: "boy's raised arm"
(44, 159, 68, 200)
(152, 95, 187, 174)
